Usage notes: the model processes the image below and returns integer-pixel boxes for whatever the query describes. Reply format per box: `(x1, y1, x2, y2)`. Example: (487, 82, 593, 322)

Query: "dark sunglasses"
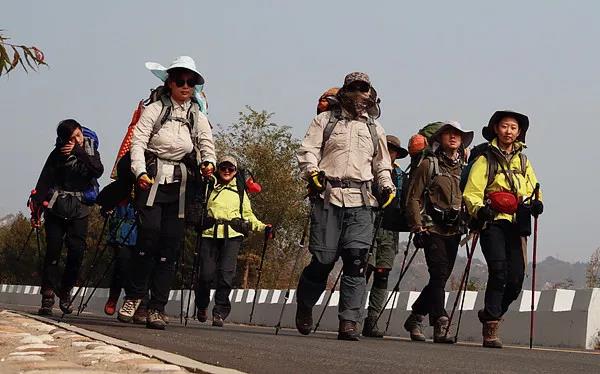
(346, 81, 370, 93)
(174, 78, 198, 88)
(219, 165, 236, 173)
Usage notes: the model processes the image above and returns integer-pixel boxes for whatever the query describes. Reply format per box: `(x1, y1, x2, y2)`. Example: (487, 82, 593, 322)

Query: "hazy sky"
(2, 1, 599, 262)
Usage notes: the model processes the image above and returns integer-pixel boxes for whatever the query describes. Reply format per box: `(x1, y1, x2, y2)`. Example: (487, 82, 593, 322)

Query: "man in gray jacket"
(295, 72, 395, 341)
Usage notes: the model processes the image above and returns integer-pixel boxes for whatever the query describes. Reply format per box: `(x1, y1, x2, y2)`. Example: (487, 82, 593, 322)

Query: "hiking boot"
(295, 304, 313, 335)
(146, 309, 166, 330)
(362, 316, 384, 338)
(404, 313, 426, 342)
(57, 290, 73, 315)
(338, 320, 360, 341)
(132, 307, 148, 325)
(104, 298, 118, 316)
(433, 316, 455, 344)
(38, 292, 55, 316)
(117, 298, 142, 323)
(162, 312, 170, 325)
(482, 320, 503, 348)
(212, 313, 224, 327)
(197, 308, 208, 323)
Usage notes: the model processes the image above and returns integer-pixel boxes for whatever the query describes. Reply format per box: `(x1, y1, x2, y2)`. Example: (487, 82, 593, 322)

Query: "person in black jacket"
(32, 119, 103, 316)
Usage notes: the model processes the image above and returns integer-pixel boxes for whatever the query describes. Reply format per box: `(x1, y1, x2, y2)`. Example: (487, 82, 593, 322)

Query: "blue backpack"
(81, 127, 100, 204)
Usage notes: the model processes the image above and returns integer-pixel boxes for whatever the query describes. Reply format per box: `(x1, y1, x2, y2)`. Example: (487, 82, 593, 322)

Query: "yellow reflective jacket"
(202, 178, 266, 239)
(463, 139, 542, 223)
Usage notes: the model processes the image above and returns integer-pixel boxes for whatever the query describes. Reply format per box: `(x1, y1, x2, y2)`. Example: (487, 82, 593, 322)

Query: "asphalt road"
(2, 303, 599, 374)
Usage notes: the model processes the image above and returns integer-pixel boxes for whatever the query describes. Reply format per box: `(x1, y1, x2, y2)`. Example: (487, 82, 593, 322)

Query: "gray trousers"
(297, 198, 374, 322)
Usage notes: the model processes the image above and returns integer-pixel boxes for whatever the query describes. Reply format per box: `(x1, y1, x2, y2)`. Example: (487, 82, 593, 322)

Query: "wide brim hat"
(483, 110, 529, 142)
(431, 121, 474, 148)
(385, 135, 409, 159)
(145, 56, 205, 85)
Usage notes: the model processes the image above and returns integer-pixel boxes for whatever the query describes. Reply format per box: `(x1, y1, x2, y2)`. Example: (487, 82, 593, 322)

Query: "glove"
(200, 216, 216, 231)
(264, 224, 274, 240)
(531, 200, 544, 218)
(378, 186, 395, 209)
(200, 161, 215, 178)
(137, 173, 154, 190)
(477, 205, 496, 223)
(230, 218, 251, 236)
(308, 170, 326, 193)
(412, 231, 428, 249)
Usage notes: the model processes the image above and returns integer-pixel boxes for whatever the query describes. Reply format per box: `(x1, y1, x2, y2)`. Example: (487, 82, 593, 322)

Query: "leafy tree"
(0, 30, 46, 76)
(586, 247, 600, 288)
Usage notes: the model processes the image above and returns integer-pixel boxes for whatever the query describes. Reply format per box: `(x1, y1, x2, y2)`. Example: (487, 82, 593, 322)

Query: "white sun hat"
(145, 56, 204, 85)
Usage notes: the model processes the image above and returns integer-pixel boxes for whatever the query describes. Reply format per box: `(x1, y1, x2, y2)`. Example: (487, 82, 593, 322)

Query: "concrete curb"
(11, 310, 246, 374)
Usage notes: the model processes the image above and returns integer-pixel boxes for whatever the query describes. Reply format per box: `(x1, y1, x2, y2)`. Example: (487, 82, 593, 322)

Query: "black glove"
(308, 171, 326, 193)
(412, 231, 428, 249)
(378, 186, 395, 209)
(200, 216, 216, 231)
(531, 200, 544, 218)
(264, 224, 274, 240)
(230, 218, 251, 236)
(477, 206, 496, 223)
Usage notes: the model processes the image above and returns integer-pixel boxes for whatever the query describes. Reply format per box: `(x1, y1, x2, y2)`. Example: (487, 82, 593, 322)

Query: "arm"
(71, 144, 104, 178)
(33, 151, 57, 204)
(297, 114, 326, 177)
(372, 124, 394, 191)
(462, 155, 489, 217)
(194, 112, 216, 166)
(130, 104, 160, 178)
(405, 158, 430, 230)
(242, 191, 267, 232)
(524, 159, 543, 202)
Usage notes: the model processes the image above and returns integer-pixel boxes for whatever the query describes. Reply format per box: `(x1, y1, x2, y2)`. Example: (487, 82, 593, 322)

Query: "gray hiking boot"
(404, 313, 426, 341)
(57, 289, 73, 315)
(433, 316, 455, 344)
(117, 298, 142, 323)
(146, 309, 167, 330)
(38, 291, 55, 316)
(362, 316, 384, 338)
(212, 313, 224, 327)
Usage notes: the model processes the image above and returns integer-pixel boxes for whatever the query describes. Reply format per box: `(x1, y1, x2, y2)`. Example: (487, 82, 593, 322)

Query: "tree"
(0, 30, 46, 76)
(586, 247, 600, 288)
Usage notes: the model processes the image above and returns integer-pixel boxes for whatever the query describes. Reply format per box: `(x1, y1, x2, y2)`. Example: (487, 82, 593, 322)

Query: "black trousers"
(411, 232, 459, 325)
(194, 237, 242, 319)
(42, 212, 89, 295)
(127, 183, 185, 312)
(108, 245, 133, 300)
(480, 220, 525, 321)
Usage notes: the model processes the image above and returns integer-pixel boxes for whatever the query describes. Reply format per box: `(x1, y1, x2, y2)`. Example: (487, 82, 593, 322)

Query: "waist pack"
(46, 190, 88, 220)
(427, 205, 461, 227)
(487, 191, 518, 215)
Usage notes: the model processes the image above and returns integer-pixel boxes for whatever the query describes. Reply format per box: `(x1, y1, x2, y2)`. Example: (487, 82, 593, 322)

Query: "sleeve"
(372, 123, 394, 192)
(194, 112, 216, 165)
(524, 159, 543, 202)
(72, 144, 104, 178)
(242, 191, 267, 232)
(130, 103, 160, 178)
(462, 155, 489, 217)
(297, 114, 326, 178)
(405, 158, 430, 229)
(33, 151, 57, 204)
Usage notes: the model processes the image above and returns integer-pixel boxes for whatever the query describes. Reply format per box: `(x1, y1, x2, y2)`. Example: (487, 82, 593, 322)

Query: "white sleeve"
(130, 103, 160, 178)
(193, 112, 216, 165)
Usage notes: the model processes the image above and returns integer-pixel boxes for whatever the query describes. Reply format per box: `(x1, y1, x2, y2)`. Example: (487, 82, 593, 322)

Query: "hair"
(56, 119, 82, 142)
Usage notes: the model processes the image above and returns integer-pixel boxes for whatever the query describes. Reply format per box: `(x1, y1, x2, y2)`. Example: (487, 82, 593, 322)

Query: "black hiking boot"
(212, 313, 224, 327)
(433, 316, 455, 344)
(362, 316, 384, 338)
(338, 320, 360, 341)
(57, 289, 73, 315)
(197, 308, 208, 323)
(38, 291, 55, 316)
(295, 304, 313, 335)
(404, 313, 426, 342)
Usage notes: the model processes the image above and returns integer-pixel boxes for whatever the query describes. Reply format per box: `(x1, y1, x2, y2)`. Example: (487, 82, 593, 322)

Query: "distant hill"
(0, 214, 16, 227)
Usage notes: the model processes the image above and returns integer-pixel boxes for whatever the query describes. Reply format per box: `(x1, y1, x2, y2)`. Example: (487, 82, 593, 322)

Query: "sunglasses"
(219, 165, 236, 173)
(174, 78, 198, 88)
(346, 81, 370, 93)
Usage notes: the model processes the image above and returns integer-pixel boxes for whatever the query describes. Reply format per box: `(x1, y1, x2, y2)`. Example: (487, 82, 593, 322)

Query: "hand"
(308, 170, 326, 193)
(477, 205, 496, 223)
(60, 141, 75, 156)
(200, 161, 215, 178)
(137, 173, 154, 190)
(413, 230, 429, 248)
(200, 215, 216, 231)
(379, 186, 395, 209)
(264, 224, 274, 240)
(531, 200, 543, 218)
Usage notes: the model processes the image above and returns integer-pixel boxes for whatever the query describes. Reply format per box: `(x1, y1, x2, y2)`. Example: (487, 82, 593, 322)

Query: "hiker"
(404, 121, 473, 344)
(295, 72, 395, 341)
(117, 56, 216, 330)
(32, 119, 104, 316)
(362, 135, 408, 338)
(463, 111, 543, 348)
(194, 156, 272, 327)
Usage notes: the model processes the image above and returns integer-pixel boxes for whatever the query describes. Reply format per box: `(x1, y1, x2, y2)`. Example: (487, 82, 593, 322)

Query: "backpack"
(380, 165, 411, 232)
(81, 126, 100, 205)
(459, 142, 528, 192)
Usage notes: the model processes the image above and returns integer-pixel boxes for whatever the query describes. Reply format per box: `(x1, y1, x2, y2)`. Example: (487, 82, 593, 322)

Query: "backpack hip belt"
(47, 190, 84, 209)
(324, 178, 373, 207)
(146, 158, 188, 219)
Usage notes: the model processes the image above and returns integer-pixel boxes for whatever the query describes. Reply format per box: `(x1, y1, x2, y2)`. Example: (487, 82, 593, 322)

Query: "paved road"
(2, 303, 598, 374)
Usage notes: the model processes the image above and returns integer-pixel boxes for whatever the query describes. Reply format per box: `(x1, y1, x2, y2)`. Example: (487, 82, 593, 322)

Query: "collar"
(490, 138, 526, 155)
(170, 98, 191, 111)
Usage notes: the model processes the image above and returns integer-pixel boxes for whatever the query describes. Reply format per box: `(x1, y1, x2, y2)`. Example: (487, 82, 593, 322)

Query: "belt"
(324, 179, 373, 207)
(47, 190, 83, 209)
(146, 158, 188, 218)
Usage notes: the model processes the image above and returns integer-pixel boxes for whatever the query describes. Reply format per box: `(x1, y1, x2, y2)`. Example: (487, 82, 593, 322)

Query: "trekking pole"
(375, 245, 420, 328)
(178, 241, 185, 325)
(16, 227, 34, 261)
(382, 234, 413, 335)
(249, 232, 271, 323)
(454, 234, 478, 343)
(529, 183, 541, 350)
(313, 268, 342, 334)
(275, 217, 309, 335)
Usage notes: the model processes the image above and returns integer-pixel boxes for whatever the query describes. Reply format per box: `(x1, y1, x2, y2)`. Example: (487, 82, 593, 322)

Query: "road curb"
(10, 310, 247, 374)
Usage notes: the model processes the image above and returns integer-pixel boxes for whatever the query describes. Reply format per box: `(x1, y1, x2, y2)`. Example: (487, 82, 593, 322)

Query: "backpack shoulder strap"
(484, 149, 498, 188)
(151, 95, 172, 139)
(321, 109, 342, 154)
(187, 101, 200, 134)
(366, 116, 379, 157)
(519, 153, 528, 177)
(236, 173, 245, 218)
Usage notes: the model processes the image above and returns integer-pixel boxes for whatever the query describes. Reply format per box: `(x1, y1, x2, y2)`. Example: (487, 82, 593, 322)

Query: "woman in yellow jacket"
(194, 156, 271, 327)
(463, 110, 543, 348)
